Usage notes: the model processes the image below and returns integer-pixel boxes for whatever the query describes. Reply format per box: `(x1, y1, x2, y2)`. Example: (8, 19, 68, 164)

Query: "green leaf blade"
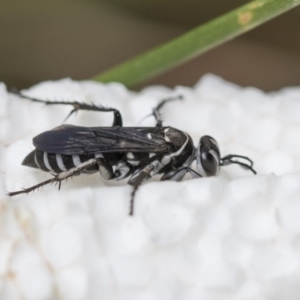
(93, 0, 300, 86)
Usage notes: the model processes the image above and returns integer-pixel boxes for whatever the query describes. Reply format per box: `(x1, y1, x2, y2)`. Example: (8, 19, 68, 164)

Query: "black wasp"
(9, 92, 256, 215)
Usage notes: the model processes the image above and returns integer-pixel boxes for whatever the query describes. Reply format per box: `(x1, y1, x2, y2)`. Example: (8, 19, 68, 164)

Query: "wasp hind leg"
(8, 158, 99, 197)
(11, 90, 123, 126)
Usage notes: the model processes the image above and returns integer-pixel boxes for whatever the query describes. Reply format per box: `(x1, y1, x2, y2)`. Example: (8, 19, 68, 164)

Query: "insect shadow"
(8, 91, 256, 215)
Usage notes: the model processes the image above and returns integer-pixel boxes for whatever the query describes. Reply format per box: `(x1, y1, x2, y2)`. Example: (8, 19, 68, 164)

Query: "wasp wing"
(33, 124, 168, 155)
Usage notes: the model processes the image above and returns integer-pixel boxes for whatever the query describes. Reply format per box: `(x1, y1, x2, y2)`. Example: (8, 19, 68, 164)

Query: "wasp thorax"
(164, 127, 187, 146)
(196, 135, 221, 177)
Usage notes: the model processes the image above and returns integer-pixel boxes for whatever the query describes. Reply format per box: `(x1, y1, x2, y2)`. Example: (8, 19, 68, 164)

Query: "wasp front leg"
(161, 167, 202, 181)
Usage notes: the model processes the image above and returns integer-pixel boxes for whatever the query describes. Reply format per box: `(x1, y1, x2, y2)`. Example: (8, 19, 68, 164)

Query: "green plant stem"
(93, 0, 300, 87)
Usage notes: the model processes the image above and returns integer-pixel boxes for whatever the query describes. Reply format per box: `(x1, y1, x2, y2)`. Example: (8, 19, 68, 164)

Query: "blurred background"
(1, 0, 300, 91)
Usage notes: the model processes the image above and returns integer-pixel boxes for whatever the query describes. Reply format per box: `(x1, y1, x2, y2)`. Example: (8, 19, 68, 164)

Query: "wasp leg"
(220, 155, 257, 174)
(8, 158, 99, 197)
(127, 164, 155, 216)
(161, 167, 202, 181)
(138, 95, 183, 127)
(153, 95, 183, 127)
(11, 90, 122, 126)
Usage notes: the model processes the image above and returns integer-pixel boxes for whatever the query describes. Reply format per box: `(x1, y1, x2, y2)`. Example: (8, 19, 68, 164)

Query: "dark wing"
(33, 124, 168, 155)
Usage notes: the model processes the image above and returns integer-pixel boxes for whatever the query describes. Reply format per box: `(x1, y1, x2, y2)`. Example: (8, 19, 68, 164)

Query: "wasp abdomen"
(22, 149, 99, 174)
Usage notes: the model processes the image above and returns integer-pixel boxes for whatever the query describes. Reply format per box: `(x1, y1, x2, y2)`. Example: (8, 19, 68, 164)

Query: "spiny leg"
(130, 186, 139, 217)
(220, 154, 256, 174)
(11, 90, 122, 126)
(8, 158, 99, 197)
(153, 95, 183, 127)
(139, 95, 183, 127)
(128, 164, 154, 216)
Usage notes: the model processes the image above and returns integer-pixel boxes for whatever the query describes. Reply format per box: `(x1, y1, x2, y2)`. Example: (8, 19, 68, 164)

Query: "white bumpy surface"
(1, 74, 300, 300)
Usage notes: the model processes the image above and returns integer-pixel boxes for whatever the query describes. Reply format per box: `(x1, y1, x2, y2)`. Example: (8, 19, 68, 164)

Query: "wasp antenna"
(220, 157, 257, 175)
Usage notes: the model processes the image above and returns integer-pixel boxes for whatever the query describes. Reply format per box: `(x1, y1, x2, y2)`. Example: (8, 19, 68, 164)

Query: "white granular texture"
(1, 74, 300, 299)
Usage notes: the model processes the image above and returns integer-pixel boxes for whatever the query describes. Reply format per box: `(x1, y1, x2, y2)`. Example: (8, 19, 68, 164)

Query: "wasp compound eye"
(201, 150, 220, 176)
(196, 136, 221, 177)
